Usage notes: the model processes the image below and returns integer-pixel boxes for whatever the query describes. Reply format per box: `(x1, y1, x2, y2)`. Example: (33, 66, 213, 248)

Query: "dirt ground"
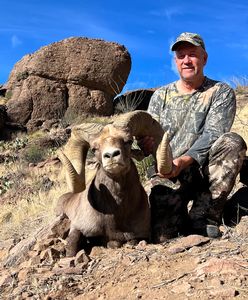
(1, 220, 248, 300)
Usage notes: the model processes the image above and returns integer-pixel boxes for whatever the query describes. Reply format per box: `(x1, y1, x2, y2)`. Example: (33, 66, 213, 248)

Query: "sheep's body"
(57, 124, 151, 256)
(58, 161, 150, 246)
(57, 111, 172, 256)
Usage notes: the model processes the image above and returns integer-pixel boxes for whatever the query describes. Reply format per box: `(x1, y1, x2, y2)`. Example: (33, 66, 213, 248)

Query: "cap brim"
(171, 40, 201, 51)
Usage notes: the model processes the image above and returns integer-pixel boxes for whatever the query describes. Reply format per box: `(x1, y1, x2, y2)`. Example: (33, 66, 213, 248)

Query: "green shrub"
(22, 144, 46, 164)
(5, 90, 12, 100)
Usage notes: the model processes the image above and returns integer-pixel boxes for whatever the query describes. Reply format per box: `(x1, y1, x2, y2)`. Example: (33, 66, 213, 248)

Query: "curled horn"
(156, 132, 173, 174)
(60, 123, 104, 193)
(113, 110, 173, 174)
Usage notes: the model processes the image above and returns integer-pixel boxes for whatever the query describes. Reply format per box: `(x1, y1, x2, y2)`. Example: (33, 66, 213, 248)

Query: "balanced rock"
(5, 37, 131, 131)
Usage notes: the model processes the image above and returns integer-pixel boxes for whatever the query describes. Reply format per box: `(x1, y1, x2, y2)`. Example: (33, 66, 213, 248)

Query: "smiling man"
(142, 32, 247, 240)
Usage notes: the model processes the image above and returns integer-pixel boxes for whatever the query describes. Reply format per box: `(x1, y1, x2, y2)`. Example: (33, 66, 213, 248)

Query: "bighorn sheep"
(57, 110, 172, 256)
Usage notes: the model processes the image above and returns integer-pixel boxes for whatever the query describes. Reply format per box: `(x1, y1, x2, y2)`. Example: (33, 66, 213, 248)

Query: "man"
(141, 32, 247, 241)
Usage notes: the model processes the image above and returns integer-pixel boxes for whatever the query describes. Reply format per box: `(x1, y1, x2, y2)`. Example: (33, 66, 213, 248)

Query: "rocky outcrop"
(5, 37, 131, 131)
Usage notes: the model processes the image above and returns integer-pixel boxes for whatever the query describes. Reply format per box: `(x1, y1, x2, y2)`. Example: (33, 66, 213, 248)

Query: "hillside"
(0, 87, 248, 299)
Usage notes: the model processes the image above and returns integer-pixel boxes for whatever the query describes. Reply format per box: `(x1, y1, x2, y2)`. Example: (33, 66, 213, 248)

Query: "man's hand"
(158, 155, 194, 179)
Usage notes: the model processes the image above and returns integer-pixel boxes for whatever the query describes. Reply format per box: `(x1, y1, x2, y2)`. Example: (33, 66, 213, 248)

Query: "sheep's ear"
(131, 149, 145, 161)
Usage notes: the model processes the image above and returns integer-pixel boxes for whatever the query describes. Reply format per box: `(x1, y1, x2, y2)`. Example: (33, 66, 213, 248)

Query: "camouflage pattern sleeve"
(186, 83, 236, 165)
(147, 87, 167, 123)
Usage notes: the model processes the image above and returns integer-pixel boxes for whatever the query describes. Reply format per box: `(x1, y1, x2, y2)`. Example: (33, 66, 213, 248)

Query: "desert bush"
(114, 90, 148, 114)
(22, 144, 47, 164)
(5, 90, 12, 100)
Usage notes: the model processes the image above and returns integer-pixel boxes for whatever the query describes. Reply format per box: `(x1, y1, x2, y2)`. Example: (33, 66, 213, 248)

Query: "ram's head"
(59, 110, 173, 192)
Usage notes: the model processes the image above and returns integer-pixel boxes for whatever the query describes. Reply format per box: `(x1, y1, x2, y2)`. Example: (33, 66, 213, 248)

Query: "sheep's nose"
(103, 149, 121, 159)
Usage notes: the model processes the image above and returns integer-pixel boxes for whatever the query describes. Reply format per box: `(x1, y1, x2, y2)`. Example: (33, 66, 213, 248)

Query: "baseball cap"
(171, 32, 206, 51)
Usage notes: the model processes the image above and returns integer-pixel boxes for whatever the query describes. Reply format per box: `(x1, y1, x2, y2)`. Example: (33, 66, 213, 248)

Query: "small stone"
(210, 287, 239, 298)
(40, 247, 60, 264)
(29, 255, 41, 266)
(75, 249, 90, 265)
(33, 242, 46, 252)
(167, 246, 185, 254)
(107, 240, 122, 249)
(0, 271, 12, 287)
(0, 249, 10, 261)
(195, 257, 248, 277)
(56, 257, 75, 269)
(171, 282, 192, 294)
(51, 241, 66, 254)
(53, 265, 84, 275)
(0, 239, 15, 251)
(167, 235, 210, 254)
(28, 250, 40, 258)
(90, 246, 105, 257)
(18, 268, 30, 282)
(121, 255, 136, 266)
(235, 216, 248, 237)
(180, 235, 210, 248)
(136, 240, 147, 250)
(42, 238, 57, 247)
(206, 224, 221, 238)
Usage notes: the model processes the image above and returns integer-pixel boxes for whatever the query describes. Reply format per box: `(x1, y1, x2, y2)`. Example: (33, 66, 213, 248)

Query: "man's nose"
(183, 55, 192, 63)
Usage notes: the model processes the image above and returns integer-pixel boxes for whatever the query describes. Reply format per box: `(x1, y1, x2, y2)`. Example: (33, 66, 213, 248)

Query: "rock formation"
(5, 37, 131, 131)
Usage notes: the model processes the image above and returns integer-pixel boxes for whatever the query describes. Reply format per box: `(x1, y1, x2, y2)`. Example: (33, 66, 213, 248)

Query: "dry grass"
(231, 76, 248, 94)
(0, 159, 67, 240)
(0, 187, 59, 240)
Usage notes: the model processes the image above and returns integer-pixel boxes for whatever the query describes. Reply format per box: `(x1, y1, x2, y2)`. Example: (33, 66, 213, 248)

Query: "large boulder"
(5, 37, 131, 131)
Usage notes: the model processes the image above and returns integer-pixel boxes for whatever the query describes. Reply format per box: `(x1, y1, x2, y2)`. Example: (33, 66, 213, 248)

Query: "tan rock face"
(6, 37, 131, 131)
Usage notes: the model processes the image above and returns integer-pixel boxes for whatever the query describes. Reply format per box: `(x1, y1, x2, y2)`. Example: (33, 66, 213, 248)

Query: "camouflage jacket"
(147, 76, 236, 166)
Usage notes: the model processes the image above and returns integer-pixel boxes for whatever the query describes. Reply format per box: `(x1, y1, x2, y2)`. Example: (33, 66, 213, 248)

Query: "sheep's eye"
(91, 147, 97, 153)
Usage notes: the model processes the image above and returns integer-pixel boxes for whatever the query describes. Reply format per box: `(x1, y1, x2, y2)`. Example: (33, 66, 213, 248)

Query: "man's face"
(174, 43, 208, 82)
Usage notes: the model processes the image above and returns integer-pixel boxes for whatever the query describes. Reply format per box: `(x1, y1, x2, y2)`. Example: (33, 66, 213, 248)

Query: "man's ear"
(203, 51, 208, 65)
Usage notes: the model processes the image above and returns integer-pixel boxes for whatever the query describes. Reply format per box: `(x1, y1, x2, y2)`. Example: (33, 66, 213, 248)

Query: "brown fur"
(57, 124, 150, 256)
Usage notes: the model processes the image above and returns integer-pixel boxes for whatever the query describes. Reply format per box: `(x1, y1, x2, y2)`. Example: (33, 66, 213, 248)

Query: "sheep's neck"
(93, 162, 140, 205)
